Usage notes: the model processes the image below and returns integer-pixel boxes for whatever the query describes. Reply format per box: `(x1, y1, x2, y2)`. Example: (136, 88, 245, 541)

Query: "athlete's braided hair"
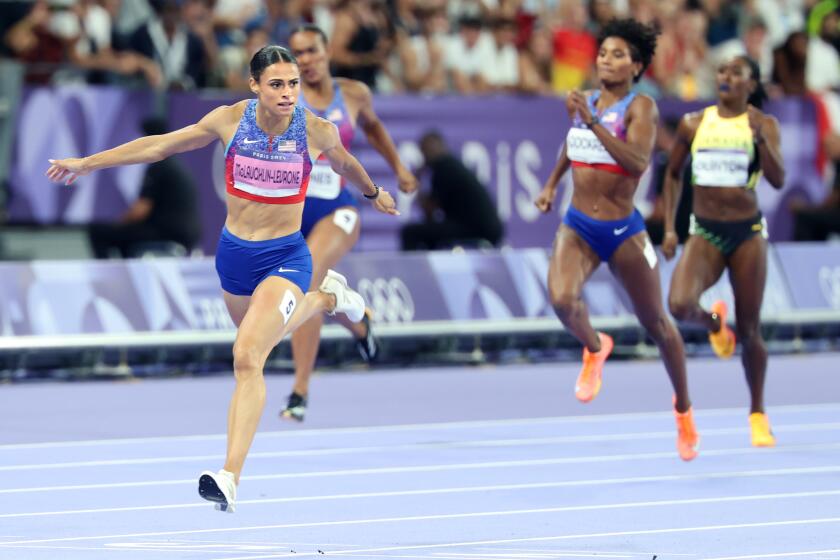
(737, 55, 768, 109)
(597, 18, 659, 83)
(250, 45, 298, 81)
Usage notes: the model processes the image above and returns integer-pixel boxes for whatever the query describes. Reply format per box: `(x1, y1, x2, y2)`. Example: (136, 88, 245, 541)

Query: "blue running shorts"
(563, 205, 647, 262)
(215, 227, 313, 295)
(301, 188, 360, 238)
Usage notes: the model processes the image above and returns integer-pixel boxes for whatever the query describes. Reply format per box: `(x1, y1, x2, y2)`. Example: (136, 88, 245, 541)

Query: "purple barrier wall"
(10, 87, 153, 223)
(0, 243, 834, 337)
(9, 88, 827, 253)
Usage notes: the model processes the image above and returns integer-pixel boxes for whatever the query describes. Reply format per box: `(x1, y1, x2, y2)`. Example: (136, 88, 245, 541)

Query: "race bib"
(307, 162, 342, 199)
(565, 127, 618, 165)
(692, 149, 750, 187)
(232, 150, 304, 198)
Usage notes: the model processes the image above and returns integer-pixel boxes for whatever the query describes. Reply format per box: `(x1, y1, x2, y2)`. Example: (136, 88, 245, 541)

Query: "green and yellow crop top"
(690, 106, 761, 189)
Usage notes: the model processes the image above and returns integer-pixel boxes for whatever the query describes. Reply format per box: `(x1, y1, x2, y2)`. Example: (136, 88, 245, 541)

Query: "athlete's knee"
(668, 293, 695, 321)
(232, 343, 265, 380)
(737, 322, 763, 347)
(549, 288, 579, 318)
(642, 314, 677, 343)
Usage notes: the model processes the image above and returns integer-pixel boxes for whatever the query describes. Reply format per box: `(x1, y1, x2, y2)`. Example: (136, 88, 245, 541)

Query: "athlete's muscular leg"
(222, 291, 251, 461)
(728, 235, 769, 414)
(290, 207, 361, 397)
(223, 277, 336, 483)
(668, 235, 727, 331)
(548, 225, 602, 352)
(610, 232, 692, 412)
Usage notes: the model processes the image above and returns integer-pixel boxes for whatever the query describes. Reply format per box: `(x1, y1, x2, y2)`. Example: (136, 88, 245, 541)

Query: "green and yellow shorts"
(689, 213, 768, 257)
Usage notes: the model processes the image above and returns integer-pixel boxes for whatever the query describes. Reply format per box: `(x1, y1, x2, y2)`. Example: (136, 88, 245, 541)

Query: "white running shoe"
(198, 469, 236, 513)
(319, 269, 365, 323)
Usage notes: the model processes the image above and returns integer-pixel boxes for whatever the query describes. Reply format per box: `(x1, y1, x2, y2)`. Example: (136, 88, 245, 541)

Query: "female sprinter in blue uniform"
(281, 24, 418, 422)
(45, 46, 399, 512)
(662, 56, 785, 447)
(536, 19, 698, 461)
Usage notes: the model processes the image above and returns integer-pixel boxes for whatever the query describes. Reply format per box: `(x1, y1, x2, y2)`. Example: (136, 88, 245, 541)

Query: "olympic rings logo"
(356, 277, 415, 323)
(818, 266, 840, 309)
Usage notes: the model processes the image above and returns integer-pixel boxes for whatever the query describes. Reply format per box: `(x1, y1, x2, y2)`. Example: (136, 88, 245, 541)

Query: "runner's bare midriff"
(693, 185, 759, 221)
(570, 167, 638, 220)
(224, 195, 304, 240)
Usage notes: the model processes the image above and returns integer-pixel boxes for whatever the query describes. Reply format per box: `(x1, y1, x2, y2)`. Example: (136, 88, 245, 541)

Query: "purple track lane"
(1, 352, 839, 559)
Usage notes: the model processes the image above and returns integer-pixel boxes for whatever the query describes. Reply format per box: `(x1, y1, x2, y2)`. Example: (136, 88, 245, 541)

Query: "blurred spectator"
(772, 30, 808, 95)
(182, 0, 218, 81)
(330, 0, 391, 90)
(587, 0, 616, 35)
(300, 0, 336, 39)
(806, 6, 840, 92)
(447, 0, 496, 21)
(126, 0, 211, 89)
(653, 8, 712, 100)
(482, 16, 519, 92)
(710, 17, 774, 83)
(701, 0, 741, 47)
(446, 15, 494, 94)
(265, 0, 306, 47)
(397, 5, 448, 93)
(401, 131, 503, 251)
(518, 25, 553, 94)
(212, 0, 264, 48)
(88, 117, 201, 259)
(221, 26, 270, 91)
(392, 0, 421, 35)
(110, 0, 153, 45)
(1, 0, 160, 86)
(550, 0, 595, 93)
(2, 0, 74, 83)
(753, 0, 805, 49)
(520, 0, 561, 24)
(743, 16, 774, 80)
(628, 0, 658, 26)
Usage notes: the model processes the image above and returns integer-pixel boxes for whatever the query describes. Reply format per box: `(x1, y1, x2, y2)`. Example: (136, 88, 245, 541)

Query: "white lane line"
(126, 552, 571, 560)
(2, 402, 838, 451)
(112, 539, 365, 547)
(3, 442, 839, 495)
(702, 550, 840, 560)
(1, 494, 839, 547)
(2, 473, 839, 519)
(3, 423, 839, 473)
(476, 548, 693, 557)
(202, 518, 840, 560)
(429, 554, 631, 559)
(335, 554, 632, 559)
(0, 543, 226, 555)
(434, 554, 632, 559)
(0, 550, 603, 560)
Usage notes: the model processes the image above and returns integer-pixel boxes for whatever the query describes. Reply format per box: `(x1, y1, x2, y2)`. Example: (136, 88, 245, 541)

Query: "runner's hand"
(662, 231, 678, 260)
(535, 186, 557, 213)
(45, 158, 89, 185)
(397, 168, 419, 194)
(372, 188, 400, 215)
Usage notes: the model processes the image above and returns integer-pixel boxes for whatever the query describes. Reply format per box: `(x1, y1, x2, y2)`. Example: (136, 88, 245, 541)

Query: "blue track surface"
(1, 353, 839, 559)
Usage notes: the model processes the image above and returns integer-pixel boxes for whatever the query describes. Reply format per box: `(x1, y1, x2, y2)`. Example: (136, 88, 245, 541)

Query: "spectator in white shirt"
(446, 15, 494, 94)
(481, 16, 519, 91)
(807, 8, 840, 92)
